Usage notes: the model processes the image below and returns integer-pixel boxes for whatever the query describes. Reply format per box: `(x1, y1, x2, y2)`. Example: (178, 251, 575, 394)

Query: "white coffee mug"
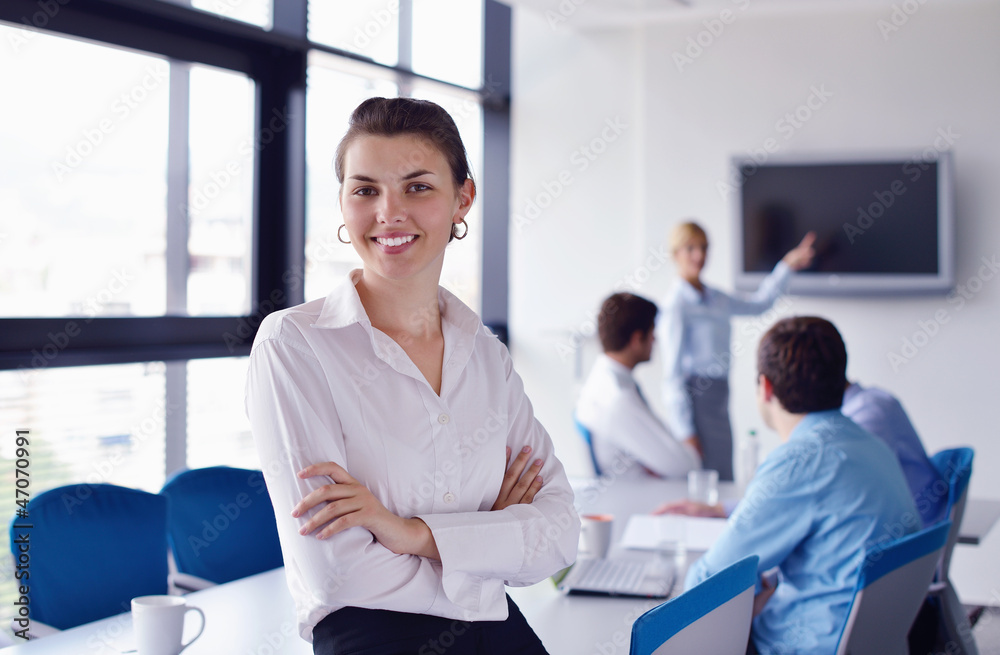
(579, 513, 614, 559)
(131, 595, 205, 655)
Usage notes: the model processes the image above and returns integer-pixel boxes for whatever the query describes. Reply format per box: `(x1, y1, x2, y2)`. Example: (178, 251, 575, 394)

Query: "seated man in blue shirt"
(684, 316, 919, 655)
(842, 382, 948, 526)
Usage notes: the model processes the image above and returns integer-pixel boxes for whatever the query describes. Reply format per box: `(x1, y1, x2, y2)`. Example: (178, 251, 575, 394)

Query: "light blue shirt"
(685, 411, 919, 655)
(658, 262, 792, 437)
(842, 383, 948, 527)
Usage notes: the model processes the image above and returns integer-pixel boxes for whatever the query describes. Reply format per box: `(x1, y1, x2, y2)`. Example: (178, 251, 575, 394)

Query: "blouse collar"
(313, 269, 482, 339)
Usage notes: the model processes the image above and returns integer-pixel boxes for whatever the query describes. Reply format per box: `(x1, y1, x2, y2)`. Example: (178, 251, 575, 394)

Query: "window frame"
(0, 0, 511, 371)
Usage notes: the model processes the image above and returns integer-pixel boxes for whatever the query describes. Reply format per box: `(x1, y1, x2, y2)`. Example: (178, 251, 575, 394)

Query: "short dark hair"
(757, 316, 847, 413)
(598, 293, 658, 353)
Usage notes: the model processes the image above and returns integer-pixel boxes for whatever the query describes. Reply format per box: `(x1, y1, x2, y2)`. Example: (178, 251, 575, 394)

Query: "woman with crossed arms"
(246, 97, 578, 654)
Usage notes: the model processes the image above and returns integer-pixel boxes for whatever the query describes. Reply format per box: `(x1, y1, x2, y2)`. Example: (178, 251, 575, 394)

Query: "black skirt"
(686, 376, 735, 481)
(312, 594, 548, 655)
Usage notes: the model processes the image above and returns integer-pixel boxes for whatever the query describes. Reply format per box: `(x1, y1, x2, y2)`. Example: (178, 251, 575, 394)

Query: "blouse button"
(438, 413, 450, 425)
(443, 492, 456, 504)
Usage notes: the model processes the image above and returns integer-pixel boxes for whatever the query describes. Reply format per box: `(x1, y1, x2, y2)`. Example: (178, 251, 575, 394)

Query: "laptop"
(556, 556, 675, 598)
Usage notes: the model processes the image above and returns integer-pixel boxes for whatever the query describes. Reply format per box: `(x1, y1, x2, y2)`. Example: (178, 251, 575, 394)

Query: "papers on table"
(620, 514, 728, 552)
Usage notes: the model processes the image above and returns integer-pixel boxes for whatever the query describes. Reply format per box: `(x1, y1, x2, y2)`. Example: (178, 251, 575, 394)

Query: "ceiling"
(501, 0, 978, 28)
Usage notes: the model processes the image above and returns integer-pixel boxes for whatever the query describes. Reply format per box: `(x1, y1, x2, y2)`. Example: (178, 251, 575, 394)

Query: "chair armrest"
(169, 571, 216, 593)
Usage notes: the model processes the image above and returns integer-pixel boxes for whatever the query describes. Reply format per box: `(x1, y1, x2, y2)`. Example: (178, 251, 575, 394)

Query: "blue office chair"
(574, 418, 603, 477)
(926, 448, 978, 655)
(9, 483, 169, 630)
(629, 554, 758, 655)
(835, 520, 951, 655)
(160, 466, 283, 587)
(929, 448, 973, 581)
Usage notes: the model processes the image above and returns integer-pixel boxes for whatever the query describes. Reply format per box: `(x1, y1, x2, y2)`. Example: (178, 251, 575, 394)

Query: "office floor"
(973, 606, 1000, 654)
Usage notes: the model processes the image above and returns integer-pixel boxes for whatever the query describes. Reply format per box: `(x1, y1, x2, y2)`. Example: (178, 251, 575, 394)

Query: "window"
(309, 1, 401, 68)
(0, 28, 256, 319)
(0, 357, 257, 498)
(308, 1, 484, 90)
(411, 0, 483, 89)
(0, 30, 170, 318)
(0, 364, 168, 495)
(187, 65, 257, 316)
(186, 357, 256, 469)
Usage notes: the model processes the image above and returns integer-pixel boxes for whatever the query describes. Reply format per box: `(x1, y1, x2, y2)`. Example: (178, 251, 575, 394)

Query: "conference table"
(507, 477, 728, 655)
(2, 479, 996, 655)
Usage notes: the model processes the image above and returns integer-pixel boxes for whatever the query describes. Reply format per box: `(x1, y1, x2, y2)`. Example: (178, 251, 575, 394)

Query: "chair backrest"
(160, 466, 283, 584)
(574, 418, 603, 477)
(835, 520, 951, 655)
(930, 447, 973, 578)
(10, 483, 169, 629)
(630, 555, 758, 655)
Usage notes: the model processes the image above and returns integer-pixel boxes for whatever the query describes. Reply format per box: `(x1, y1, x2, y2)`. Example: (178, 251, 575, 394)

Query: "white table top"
(3, 478, 996, 654)
(0, 568, 310, 655)
(957, 498, 1000, 545)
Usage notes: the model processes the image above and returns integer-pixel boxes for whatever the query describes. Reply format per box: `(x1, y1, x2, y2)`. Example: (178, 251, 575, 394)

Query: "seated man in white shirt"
(575, 293, 701, 479)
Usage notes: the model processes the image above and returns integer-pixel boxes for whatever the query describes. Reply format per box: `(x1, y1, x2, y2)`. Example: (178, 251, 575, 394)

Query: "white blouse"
(245, 270, 579, 641)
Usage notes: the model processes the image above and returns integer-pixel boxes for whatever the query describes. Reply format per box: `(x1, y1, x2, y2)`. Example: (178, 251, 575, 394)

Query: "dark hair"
(598, 293, 658, 353)
(757, 316, 847, 413)
(334, 97, 473, 191)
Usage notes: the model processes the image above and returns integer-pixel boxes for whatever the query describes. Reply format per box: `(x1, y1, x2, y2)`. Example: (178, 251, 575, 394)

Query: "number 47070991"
(15, 430, 30, 509)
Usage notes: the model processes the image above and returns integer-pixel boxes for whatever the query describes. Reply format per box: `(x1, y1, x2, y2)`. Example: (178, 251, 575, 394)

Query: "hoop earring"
(337, 224, 351, 244)
(452, 219, 469, 240)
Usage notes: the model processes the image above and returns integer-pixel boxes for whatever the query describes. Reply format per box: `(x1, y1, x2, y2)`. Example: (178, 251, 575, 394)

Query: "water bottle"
(739, 429, 760, 492)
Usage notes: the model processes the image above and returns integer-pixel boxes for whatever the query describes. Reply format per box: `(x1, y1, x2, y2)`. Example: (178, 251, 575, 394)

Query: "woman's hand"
(781, 231, 817, 271)
(684, 434, 703, 457)
(492, 446, 544, 511)
(293, 462, 439, 559)
(652, 499, 727, 518)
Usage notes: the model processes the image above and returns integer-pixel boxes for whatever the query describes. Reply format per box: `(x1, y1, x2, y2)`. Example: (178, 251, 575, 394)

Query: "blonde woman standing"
(658, 221, 815, 480)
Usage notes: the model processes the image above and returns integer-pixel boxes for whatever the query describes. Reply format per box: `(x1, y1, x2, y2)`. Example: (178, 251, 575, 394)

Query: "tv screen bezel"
(731, 150, 955, 296)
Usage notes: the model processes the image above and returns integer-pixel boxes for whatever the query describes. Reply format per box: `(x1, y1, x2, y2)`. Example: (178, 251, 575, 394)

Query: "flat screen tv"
(733, 151, 954, 295)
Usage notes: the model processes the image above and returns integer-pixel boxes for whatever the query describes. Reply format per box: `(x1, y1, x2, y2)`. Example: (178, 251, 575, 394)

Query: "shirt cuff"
(417, 511, 524, 612)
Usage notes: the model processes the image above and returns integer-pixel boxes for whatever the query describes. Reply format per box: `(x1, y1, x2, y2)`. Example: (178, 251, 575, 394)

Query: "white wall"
(510, 1, 1000, 500)
(511, 11, 648, 475)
